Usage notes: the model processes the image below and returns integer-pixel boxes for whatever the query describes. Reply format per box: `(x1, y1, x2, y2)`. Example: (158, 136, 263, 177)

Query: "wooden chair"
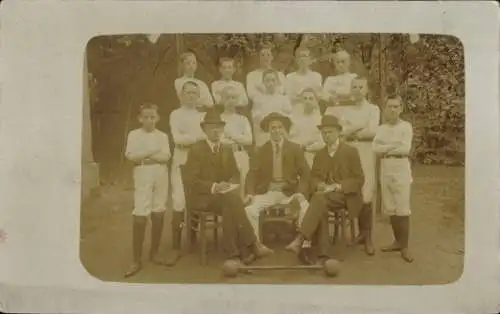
(180, 166, 223, 266)
(328, 209, 356, 259)
(258, 203, 298, 244)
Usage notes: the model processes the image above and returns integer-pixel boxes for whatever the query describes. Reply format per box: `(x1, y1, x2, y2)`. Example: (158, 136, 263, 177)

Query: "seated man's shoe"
(285, 236, 303, 254)
(253, 242, 274, 257)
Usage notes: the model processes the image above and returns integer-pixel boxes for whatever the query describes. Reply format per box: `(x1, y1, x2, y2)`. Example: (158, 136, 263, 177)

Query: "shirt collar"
(327, 139, 340, 155)
(206, 139, 221, 152)
(271, 138, 285, 149)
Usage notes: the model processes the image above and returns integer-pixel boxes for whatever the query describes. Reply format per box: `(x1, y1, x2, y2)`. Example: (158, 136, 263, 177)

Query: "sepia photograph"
(80, 33, 465, 284)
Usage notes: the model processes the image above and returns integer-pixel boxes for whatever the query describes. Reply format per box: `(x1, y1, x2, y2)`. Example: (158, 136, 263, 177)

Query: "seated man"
(286, 115, 365, 264)
(184, 110, 272, 265)
(245, 112, 311, 246)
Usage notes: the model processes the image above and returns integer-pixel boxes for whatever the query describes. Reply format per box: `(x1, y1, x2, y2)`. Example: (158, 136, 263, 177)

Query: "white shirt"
(169, 106, 206, 147)
(220, 112, 253, 147)
(327, 139, 341, 157)
(246, 69, 287, 101)
(289, 106, 325, 151)
(211, 80, 249, 107)
(322, 72, 357, 99)
(252, 93, 293, 123)
(125, 128, 171, 162)
(335, 100, 381, 139)
(174, 77, 214, 108)
(285, 70, 323, 101)
(372, 120, 413, 155)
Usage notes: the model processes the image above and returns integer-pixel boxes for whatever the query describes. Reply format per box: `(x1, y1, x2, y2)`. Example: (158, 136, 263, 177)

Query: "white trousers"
(348, 141, 376, 204)
(304, 151, 315, 169)
(171, 148, 189, 213)
(380, 159, 413, 216)
(234, 150, 250, 197)
(245, 191, 309, 240)
(132, 164, 169, 216)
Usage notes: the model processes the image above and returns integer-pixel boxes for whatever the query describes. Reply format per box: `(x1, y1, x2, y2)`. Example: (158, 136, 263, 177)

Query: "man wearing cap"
(286, 115, 365, 264)
(184, 110, 273, 265)
(244, 112, 311, 245)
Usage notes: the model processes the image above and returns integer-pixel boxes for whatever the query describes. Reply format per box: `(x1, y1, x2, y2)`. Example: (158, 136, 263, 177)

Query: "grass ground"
(80, 164, 464, 285)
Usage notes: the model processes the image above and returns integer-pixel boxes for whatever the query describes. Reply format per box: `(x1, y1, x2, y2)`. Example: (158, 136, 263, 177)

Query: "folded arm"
(170, 115, 199, 147)
(125, 133, 158, 162)
(356, 106, 381, 140)
(150, 134, 172, 162)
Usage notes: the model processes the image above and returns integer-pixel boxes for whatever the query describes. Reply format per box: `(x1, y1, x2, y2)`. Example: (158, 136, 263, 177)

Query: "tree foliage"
(89, 33, 465, 166)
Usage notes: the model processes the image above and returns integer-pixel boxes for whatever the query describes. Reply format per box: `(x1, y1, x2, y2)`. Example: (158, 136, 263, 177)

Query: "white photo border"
(0, 1, 499, 313)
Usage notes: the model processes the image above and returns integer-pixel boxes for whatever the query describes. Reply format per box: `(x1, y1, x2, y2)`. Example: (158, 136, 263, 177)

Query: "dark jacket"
(311, 142, 365, 218)
(184, 140, 239, 209)
(246, 139, 310, 197)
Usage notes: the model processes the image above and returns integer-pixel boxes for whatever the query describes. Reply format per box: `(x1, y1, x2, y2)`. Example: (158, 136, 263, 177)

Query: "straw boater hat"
(317, 115, 343, 131)
(200, 110, 226, 127)
(260, 112, 292, 133)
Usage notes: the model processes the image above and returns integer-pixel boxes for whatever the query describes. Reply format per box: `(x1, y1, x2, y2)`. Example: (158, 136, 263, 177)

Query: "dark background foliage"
(87, 33, 465, 182)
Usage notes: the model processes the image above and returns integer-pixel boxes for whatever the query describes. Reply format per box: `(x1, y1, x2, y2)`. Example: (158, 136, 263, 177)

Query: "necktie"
(272, 143, 283, 180)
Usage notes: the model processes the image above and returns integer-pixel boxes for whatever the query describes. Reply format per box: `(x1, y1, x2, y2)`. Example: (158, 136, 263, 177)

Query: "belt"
(345, 138, 373, 143)
(134, 159, 166, 166)
(232, 143, 244, 152)
(175, 144, 192, 150)
(382, 154, 409, 159)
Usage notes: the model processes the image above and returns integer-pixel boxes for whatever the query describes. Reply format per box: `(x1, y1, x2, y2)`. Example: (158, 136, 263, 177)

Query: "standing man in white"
(332, 76, 380, 256)
(219, 85, 253, 198)
(123, 103, 171, 278)
(285, 47, 323, 107)
(246, 44, 287, 102)
(288, 88, 325, 168)
(174, 52, 214, 111)
(211, 57, 249, 109)
(373, 94, 414, 263)
(168, 81, 207, 266)
(322, 50, 358, 117)
(251, 69, 293, 147)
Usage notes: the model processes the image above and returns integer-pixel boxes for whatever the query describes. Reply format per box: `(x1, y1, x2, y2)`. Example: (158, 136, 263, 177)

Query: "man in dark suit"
(245, 112, 311, 244)
(286, 115, 372, 263)
(184, 110, 272, 265)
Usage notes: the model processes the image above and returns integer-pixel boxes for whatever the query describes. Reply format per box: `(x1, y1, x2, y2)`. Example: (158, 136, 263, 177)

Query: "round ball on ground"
(222, 260, 239, 277)
(323, 259, 340, 277)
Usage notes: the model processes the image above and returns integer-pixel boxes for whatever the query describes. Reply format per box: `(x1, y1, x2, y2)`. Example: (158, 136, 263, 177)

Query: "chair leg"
(339, 211, 348, 261)
(200, 215, 207, 266)
(213, 216, 219, 251)
(258, 211, 265, 244)
(185, 212, 193, 253)
(333, 212, 340, 244)
(349, 218, 356, 245)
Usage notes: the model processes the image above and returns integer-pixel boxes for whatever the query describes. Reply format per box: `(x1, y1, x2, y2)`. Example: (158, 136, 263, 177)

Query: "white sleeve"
(246, 72, 260, 101)
(237, 82, 249, 107)
(211, 81, 222, 105)
(200, 81, 214, 107)
(169, 111, 198, 146)
(389, 122, 413, 155)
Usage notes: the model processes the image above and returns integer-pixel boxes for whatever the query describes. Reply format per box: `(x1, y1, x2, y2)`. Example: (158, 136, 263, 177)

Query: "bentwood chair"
(180, 166, 223, 266)
(328, 209, 357, 260)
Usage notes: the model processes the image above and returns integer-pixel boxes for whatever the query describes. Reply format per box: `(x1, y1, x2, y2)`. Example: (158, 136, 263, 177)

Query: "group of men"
(122, 45, 414, 278)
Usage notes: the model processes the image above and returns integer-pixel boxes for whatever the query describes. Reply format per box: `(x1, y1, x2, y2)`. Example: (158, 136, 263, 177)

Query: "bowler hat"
(200, 110, 226, 127)
(260, 112, 292, 132)
(317, 114, 342, 130)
